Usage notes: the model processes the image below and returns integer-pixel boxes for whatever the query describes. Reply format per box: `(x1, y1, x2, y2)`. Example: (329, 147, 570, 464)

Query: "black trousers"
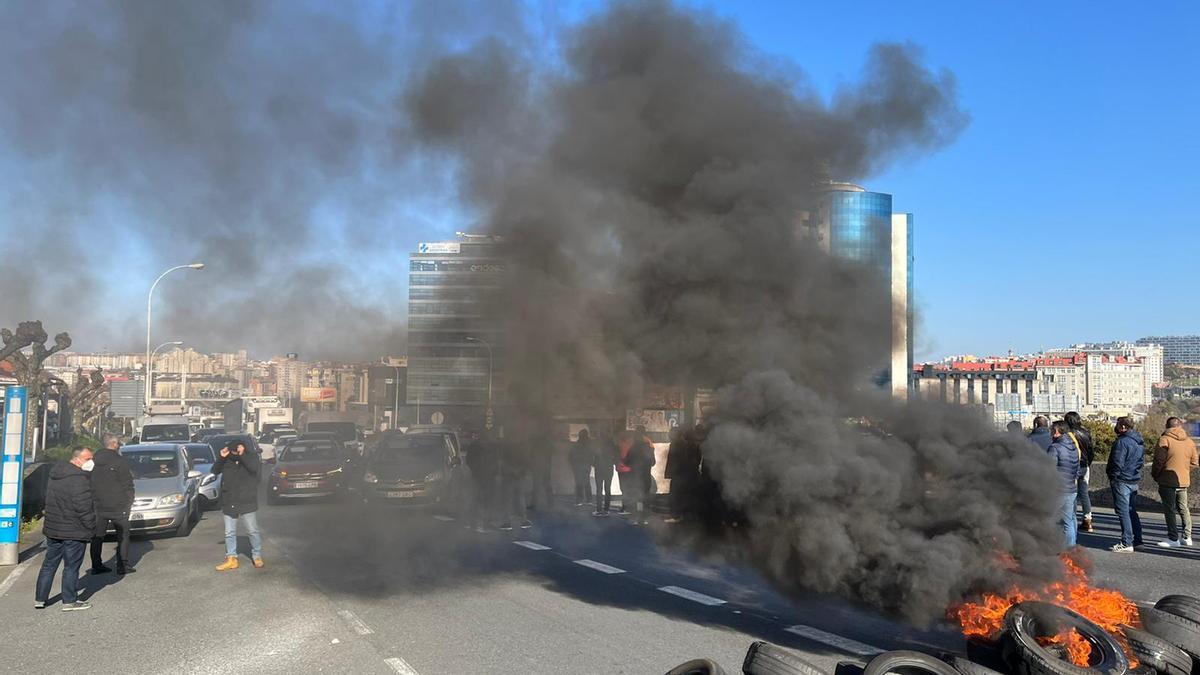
(571, 464, 592, 504)
(91, 512, 131, 570)
(593, 471, 612, 511)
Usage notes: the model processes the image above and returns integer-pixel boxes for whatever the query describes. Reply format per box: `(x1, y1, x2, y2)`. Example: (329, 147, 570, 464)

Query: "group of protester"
(1030, 413, 1199, 552)
(33, 435, 265, 611)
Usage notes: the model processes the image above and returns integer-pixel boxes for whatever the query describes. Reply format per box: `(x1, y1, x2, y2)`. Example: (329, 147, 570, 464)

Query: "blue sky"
(692, 1, 1199, 359)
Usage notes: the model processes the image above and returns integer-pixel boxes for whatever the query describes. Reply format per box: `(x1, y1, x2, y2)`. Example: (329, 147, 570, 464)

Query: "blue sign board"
(0, 386, 28, 546)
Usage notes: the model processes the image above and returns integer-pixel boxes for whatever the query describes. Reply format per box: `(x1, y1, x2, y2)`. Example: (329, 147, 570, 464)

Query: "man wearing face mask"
(88, 434, 136, 575)
(35, 446, 98, 611)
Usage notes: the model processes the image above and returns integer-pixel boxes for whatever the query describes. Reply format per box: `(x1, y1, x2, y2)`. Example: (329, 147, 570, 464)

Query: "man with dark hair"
(89, 434, 136, 575)
(1152, 417, 1199, 547)
(1106, 416, 1144, 552)
(35, 446, 96, 611)
(1028, 416, 1052, 451)
(1064, 411, 1095, 532)
(1047, 421, 1081, 548)
(211, 440, 263, 570)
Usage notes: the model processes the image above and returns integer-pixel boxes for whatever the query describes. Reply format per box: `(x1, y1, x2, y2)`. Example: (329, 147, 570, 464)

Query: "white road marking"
(658, 585, 726, 606)
(512, 540, 551, 551)
(0, 543, 42, 599)
(385, 656, 421, 675)
(785, 625, 884, 657)
(337, 609, 375, 635)
(432, 515, 455, 522)
(573, 559, 626, 574)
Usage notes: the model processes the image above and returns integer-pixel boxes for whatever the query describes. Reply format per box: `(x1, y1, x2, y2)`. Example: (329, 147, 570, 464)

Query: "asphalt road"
(1, 491, 1196, 675)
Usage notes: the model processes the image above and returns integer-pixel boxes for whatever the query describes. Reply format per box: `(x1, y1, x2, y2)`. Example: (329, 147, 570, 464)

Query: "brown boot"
(1082, 516, 1093, 533)
(252, 557, 264, 569)
(216, 556, 239, 571)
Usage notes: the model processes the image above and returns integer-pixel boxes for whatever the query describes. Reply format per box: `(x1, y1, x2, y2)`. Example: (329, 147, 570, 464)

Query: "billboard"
(625, 409, 682, 433)
(300, 387, 337, 403)
(417, 242, 460, 254)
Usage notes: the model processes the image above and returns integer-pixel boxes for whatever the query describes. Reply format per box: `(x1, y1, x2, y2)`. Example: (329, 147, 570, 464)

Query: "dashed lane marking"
(785, 625, 884, 657)
(573, 559, 626, 574)
(513, 541, 552, 551)
(384, 656, 421, 674)
(658, 585, 726, 606)
(432, 515, 455, 522)
(337, 609, 375, 636)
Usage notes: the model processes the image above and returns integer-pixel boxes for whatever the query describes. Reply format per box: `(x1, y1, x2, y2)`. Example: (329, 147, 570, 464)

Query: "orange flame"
(949, 554, 1139, 668)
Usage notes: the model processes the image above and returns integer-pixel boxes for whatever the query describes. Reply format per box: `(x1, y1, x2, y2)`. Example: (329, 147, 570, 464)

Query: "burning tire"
(1002, 601, 1128, 675)
(1138, 606, 1200, 661)
(1154, 596, 1200, 627)
(862, 651, 960, 675)
(742, 641, 826, 675)
(1120, 625, 1193, 675)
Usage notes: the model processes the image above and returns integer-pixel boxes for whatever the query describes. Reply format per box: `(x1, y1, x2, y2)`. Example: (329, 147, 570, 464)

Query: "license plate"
(387, 491, 415, 498)
(292, 481, 321, 489)
(130, 513, 143, 521)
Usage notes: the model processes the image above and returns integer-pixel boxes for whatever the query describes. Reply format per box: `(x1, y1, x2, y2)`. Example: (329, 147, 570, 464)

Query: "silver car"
(119, 444, 203, 537)
(181, 442, 222, 509)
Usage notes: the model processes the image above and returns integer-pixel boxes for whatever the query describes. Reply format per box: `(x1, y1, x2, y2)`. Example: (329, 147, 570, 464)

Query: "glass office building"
(406, 238, 506, 425)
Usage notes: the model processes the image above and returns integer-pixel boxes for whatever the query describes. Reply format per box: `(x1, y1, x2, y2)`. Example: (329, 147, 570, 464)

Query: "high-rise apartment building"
(271, 354, 307, 402)
(1059, 342, 1164, 404)
(802, 182, 914, 398)
(1137, 336, 1200, 365)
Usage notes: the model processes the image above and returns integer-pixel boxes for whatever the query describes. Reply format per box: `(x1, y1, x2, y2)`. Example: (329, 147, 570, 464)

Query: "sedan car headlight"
(200, 474, 218, 486)
(363, 471, 378, 483)
(157, 493, 186, 507)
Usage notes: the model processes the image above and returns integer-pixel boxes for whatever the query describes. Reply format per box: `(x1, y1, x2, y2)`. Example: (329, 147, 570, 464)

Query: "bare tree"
(69, 368, 108, 436)
(1, 321, 72, 455)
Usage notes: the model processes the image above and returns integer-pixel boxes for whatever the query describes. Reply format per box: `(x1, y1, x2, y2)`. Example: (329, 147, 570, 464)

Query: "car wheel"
(1154, 595, 1200, 626)
(863, 651, 960, 675)
(1139, 606, 1200, 661)
(743, 641, 826, 675)
(1003, 601, 1128, 675)
(1120, 625, 1192, 675)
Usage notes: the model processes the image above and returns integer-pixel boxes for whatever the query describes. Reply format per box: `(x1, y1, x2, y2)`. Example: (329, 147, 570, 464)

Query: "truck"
(298, 411, 365, 455)
(257, 406, 294, 437)
(222, 396, 289, 437)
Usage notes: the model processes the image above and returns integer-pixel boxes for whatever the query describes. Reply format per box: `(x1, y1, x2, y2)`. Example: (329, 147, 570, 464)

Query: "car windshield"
(306, 422, 357, 441)
(124, 451, 180, 479)
(187, 444, 215, 464)
(281, 441, 341, 461)
(142, 424, 190, 441)
(375, 435, 445, 462)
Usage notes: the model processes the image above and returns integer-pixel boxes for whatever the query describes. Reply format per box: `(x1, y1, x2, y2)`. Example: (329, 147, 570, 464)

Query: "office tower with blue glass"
(805, 182, 914, 398)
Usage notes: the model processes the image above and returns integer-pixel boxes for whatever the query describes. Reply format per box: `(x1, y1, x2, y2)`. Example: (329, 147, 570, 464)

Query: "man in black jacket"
(89, 434, 136, 575)
(211, 440, 262, 570)
(35, 446, 97, 611)
(1065, 411, 1095, 533)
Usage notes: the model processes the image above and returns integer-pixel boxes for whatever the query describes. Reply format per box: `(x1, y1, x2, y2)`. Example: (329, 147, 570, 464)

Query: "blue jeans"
(1110, 481, 1143, 546)
(223, 511, 262, 558)
(1075, 471, 1092, 517)
(35, 538, 86, 604)
(1059, 492, 1078, 547)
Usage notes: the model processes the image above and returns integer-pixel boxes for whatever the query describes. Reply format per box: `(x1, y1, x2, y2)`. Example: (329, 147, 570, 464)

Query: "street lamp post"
(392, 365, 402, 429)
(146, 340, 184, 409)
(144, 263, 204, 412)
(465, 336, 493, 429)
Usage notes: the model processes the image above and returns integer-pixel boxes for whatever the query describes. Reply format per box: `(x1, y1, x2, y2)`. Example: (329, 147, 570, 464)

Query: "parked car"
(182, 442, 221, 509)
(118, 443, 203, 537)
(267, 439, 352, 504)
(360, 432, 463, 507)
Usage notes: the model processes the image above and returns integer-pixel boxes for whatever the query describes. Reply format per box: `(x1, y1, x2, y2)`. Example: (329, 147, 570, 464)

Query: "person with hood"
(1064, 411, 1095, 532)
(591, 429, 615, 516)
(1106, 416, 1145, 552)
(664, 426, 701, 524)
(1151, 417, 1199, 548)
(626, 426, 657, 526)
(35, 446, 97, 611)
(1047, 421, 1082, 548)
(1028, 416, 1053, 451)
(88, 434, 136, 575)
(211, 440, 263, 570)
(569, 428, 593, 507)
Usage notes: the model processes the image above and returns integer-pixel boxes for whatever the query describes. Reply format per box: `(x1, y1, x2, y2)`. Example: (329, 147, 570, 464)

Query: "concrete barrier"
(1086, 461, 1200, 514)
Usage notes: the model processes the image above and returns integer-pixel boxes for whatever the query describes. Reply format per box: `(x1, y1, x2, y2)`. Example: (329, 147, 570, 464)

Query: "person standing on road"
(497, 436, 533, 531)
(664, 426, 701, 524)
(569, 428, 594, 507)
(35, 446, 97, 611)
(592, 430, 615, 516)
(1151, 417, 1199, 548)
(1047, 421, 1082, 548)
(615, 432, 634, 514)
(1028, 416, 1052, 451)
(627, 426, 657, 526)
(88, 434, 136, 575)
(211, 440, 263, 570)
(464, 430, 498, 532)
(1064, 411, 1095, 533)
(1106, 416, 1145, 552)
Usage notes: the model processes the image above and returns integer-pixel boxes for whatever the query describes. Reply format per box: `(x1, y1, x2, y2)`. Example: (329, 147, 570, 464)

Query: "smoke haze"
(403, 0, 1064, 623)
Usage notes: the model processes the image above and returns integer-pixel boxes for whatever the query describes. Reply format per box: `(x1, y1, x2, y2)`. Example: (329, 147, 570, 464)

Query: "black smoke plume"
(403, 0, 1063, 623)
